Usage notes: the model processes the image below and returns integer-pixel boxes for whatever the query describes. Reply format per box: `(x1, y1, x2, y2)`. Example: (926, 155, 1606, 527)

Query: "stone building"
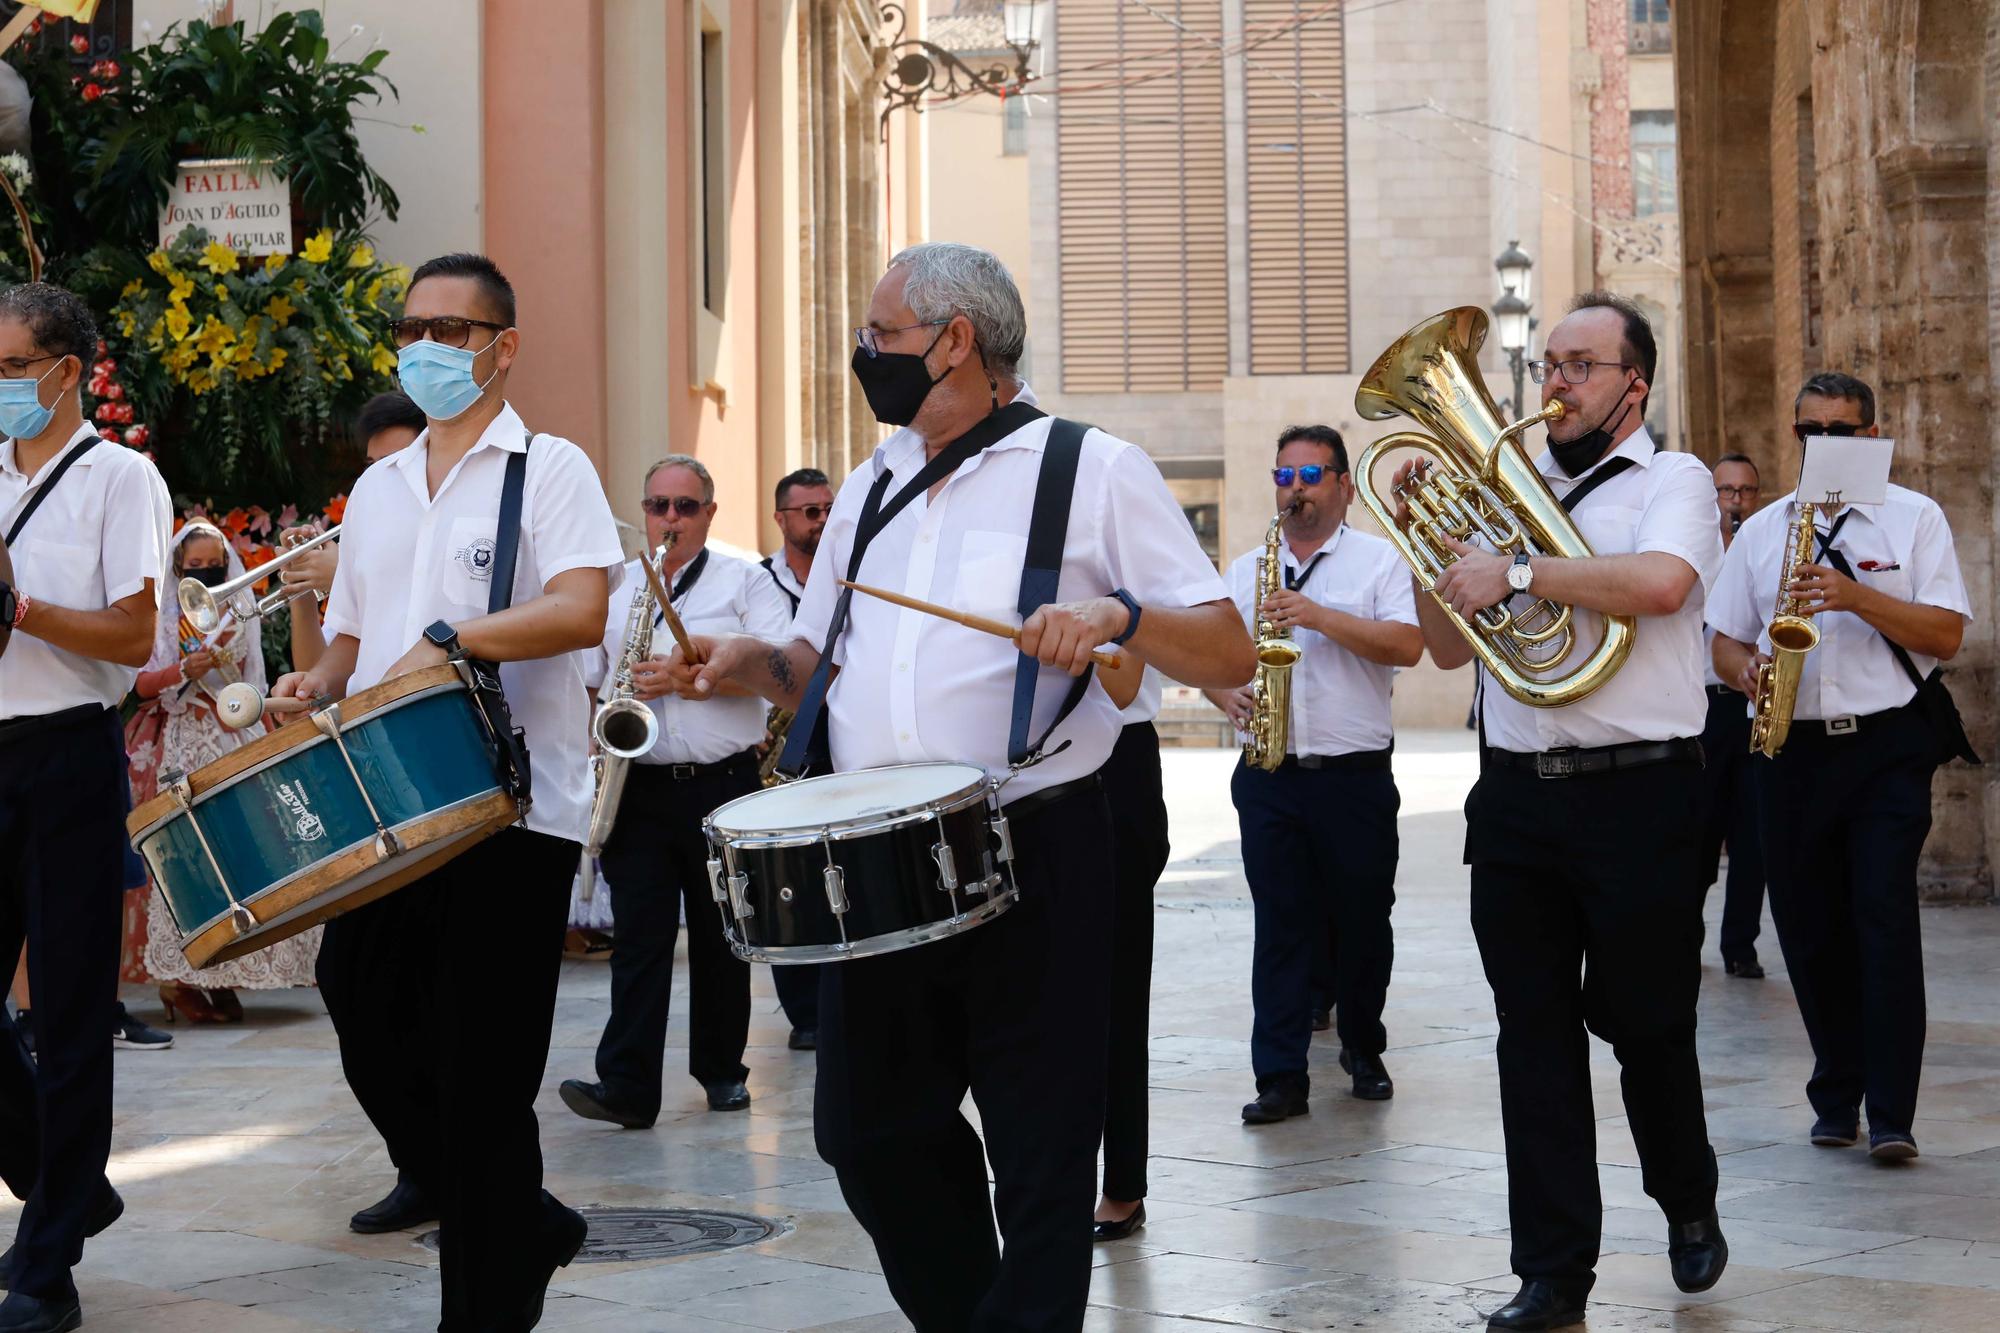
(1676, 0, 1998, 898)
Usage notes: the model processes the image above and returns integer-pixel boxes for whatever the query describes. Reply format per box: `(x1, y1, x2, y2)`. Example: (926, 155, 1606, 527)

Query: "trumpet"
(180, 525, 341, 634)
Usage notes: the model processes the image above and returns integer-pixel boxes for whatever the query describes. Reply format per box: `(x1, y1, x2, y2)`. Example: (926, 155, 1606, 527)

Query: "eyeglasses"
(1792, 421, 1863, 443)
(1272, 464, 1344, 487)
(777, 504, 832, 521)
(641, 496, 708, 518)
(853, 321, 949, 359)
(389, 316, 509, 349)
(1526, 358, 1634, 385)
(0, 353, 61, 380)
(1715, 485, 1761, 499)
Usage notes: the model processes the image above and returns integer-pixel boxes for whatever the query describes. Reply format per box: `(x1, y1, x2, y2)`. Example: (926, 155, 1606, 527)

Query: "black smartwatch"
(0, 581, 14, 630)
(1108, 588, 1143, 645)
(423, 619, 464, 659)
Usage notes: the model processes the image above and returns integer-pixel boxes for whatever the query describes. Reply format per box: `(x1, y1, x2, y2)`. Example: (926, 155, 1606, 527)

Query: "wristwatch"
(1108, 588, 1143, 645)
(0, 581, 14, 630)
(422, 619, 464, 659)
(1505, 553, 1534, 594)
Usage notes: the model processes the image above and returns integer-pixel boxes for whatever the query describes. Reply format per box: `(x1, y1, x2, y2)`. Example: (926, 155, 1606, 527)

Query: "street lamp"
(878, 0, 1047, 140)
(1491, 241, 1535, 417)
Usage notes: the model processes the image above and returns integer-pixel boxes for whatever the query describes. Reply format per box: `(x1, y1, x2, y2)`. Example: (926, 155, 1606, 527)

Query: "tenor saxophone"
(1243, 505, 1303, 771)
(578, 538, 670, 900)
(1748, 504, 1822, 758)
(758, 706, 796, 786)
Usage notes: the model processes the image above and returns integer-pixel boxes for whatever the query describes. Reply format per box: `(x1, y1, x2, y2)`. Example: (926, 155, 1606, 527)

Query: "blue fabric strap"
(1007, 417, 1091, 766)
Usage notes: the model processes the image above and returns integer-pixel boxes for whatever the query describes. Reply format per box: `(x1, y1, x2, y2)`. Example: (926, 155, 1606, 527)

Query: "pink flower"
(70, 35, 89, 55)
(81, 83, 104, 103)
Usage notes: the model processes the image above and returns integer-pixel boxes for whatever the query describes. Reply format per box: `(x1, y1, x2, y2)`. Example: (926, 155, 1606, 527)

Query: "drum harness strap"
(456, 432, 535, 805)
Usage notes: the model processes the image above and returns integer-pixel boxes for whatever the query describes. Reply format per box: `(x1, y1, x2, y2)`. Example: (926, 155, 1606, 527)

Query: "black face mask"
(183, 565, 229, 588)
(851, 325, 951, 427)
(1550, 376, 1638, 477)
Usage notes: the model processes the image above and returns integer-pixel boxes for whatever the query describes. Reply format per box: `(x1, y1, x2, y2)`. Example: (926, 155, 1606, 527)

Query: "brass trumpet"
(1353, 307, 1633, 707)
(180, 525, 341, 634)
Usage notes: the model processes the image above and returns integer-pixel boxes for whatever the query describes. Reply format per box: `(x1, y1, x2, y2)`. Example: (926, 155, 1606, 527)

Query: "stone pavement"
(12, 732, 2000, 1330)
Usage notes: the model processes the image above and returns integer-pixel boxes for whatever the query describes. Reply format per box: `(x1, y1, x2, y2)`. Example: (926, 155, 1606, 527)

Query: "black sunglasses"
(777, 503, 832, 521)
(1792, 421, 1863, 444)
(641, 496, 708, 518)
(390, 316, 509, 349)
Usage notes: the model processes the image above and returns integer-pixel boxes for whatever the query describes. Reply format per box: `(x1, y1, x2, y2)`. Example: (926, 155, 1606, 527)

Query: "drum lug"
(706, 856, 728, 905)
(726, 871, 754, 920)
(823, 863, 849, 915)
(988, 814, 1015, 864)
(166, 776, 256, 936)
(313, 706, 402, 865)
(930, 841, 960, 892)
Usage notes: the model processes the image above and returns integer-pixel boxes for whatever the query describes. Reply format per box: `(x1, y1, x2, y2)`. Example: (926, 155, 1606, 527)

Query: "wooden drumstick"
(838, 580, 1124, 670)
(638, 549, 703, 664)
(215, 683, 314, 732)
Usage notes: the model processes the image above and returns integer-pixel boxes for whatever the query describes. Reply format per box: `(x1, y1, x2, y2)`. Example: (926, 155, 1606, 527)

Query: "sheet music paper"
(1796, 435, 1894, 507)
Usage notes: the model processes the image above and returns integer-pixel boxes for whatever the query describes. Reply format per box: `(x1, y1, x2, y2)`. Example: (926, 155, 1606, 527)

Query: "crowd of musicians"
(0, 243, 1976, 1333)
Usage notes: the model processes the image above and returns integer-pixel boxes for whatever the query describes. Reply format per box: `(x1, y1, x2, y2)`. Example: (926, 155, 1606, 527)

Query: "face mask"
(1550, 376, 1638, 477)
(850, 325, 951, 427)
(0, 360, 65, 441)
(397, 334, 501, 422)
(183, 565, 229, 588)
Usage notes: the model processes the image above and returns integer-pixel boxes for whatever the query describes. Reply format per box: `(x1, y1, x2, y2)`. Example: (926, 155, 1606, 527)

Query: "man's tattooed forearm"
(765, 648, 797, 692)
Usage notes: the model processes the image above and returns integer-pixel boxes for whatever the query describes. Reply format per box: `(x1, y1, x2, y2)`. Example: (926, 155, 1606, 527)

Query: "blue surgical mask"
(0, 359, 64, 441)
(396, 334, 501, 422)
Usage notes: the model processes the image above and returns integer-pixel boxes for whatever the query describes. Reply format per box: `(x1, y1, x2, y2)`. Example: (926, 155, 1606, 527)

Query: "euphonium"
(578, 538, 669, 900)
(1748, 504, 1822, 757)
(1353, 307, 1633, 707)
(1243, 505, 1303, 771)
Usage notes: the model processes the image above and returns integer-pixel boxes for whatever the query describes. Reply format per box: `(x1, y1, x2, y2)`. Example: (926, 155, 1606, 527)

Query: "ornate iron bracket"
(878, 2, 1033, 141)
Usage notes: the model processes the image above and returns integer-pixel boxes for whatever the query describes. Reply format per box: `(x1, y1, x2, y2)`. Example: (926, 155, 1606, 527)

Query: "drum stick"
(838, 580, 1124, 670)
(637, 553, 703, 664)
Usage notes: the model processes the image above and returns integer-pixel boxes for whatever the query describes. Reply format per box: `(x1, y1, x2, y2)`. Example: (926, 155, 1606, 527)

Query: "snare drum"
(703, 762, 1018, 964)
(128, 662, 523, 969)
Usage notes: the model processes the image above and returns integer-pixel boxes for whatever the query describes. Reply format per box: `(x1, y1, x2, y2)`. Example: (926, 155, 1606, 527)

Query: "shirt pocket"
(1571, 505, 1643, 558)
(442, 515, 501, 611)
(19, 537, 103, 610)
(953, 530, 1029, 622)
(1856, 559, 1913, 604)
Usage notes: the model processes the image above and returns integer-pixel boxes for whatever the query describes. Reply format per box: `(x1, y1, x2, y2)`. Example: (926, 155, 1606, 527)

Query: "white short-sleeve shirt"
(790, 384, 1230, 800)
(1223, 523, 1418, 757)
(324, 402, 625, 844)
(1708, 484, 1971, 720)
(762, 550, 806, 612)
(586, 548, 795, 765)
(0, 425, 172, 720)
(1476, 426, 1724, 752)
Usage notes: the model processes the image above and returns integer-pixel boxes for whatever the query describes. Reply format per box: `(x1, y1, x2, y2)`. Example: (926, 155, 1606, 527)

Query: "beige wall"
(922, 94, 1034, 336)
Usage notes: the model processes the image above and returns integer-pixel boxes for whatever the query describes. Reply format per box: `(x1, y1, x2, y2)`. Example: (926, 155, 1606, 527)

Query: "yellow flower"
(266, 347, 288, 373)
(237, 356, 265, 380)
(302, 230, 334, 264)
(263, 294, 296, 326)
(194, 315, 235, 357)
(341, 277, 355, 300)
(200, 240, 240, 275)
(290, 278, 307, 294)
(364, 276, 384, 305)
(146, 250, 174, 277)
(164, 343, 198, 372)
(265, 252, 287, 272)
(145, 317, 165, 350)
(168, 272, 195, 304)
(369, 343, 396, 375)
(187, 368, 215, 395)
(165, 305, 193, 342)
(117, 311, 137, 337)
(347, 242, 375, 269)
(120, 278, 144, 299)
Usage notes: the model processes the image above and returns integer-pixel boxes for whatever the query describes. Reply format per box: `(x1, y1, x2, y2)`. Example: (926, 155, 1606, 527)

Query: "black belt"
(1282, 748, 1392, 773)
(634, 748, 759, 782)
(1002, 770, 1103, 820)
(1488, 736, 1704, 780)
(1706, 683, 1741, 699)
(0, 702, 109, 749)
(1773, 696, 1921, 746)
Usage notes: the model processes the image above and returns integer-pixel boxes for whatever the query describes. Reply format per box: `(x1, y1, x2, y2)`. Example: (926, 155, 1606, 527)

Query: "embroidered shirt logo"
(275, 781, 326, 842)
(455, 536, 497, 582)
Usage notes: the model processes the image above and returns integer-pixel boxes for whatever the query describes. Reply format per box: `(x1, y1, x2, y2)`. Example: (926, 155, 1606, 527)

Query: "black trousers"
(1100, 722, 1171, 1202)
(1465, 756, 1718, 1292)
(594, 759, 754, 1109)
(317, 824, 577, 1331)
(816, 778, 1114, 1331)
(1756, 703, 1935, 1132)
(772, 957, 821, 1033)
(0, 707, 123, 1301)
(1233, 756, 1399, 1092)
(1696, 688, 1765, 963)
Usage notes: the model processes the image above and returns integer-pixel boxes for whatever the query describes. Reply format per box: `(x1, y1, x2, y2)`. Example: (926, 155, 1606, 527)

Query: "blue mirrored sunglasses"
(1272, 464, 1344, 487)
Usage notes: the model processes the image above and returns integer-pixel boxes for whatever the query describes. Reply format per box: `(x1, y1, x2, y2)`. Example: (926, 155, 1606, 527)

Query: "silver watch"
(1505, 552, 1534, 593)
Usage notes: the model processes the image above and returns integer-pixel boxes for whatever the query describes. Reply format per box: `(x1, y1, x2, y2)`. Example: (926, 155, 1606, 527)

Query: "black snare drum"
(703, 762, 1017, 964)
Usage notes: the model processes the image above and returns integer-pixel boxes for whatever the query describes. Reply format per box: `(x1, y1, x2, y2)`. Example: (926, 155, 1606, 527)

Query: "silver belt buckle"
(1823, 715, 1858, 736)
(1535, 750, 1578, 779)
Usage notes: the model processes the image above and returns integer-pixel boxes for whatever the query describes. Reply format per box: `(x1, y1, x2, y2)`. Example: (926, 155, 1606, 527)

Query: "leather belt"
(1778, 699, 1920, 745)
(635, 748, 759, 781)
(1489, 736, 1705, 780)
(1706, 683, 1740, 698)
(0, 702, 108, 749)
(1284, 748, 1392, 773)
(1002, 770, 1103, 820)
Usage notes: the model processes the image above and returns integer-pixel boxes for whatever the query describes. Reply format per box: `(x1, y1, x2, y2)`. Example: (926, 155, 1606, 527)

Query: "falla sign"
(159, 158, 294, 255)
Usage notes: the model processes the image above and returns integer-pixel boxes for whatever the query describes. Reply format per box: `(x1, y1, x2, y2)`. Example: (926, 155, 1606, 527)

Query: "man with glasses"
(1402, 292, 1728, 1330)
(1695, 453, 1768, 980)
(758, 466, 833, 1049)
(1206, 425, 1421, 1125)
(271, 252, 623, 1330)
(1711, 371, 1971, 1163)
(560, 455, 791, 1126)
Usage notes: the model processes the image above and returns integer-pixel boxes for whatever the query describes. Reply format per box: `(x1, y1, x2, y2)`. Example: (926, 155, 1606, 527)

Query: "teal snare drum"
(128, 662, 524, 969)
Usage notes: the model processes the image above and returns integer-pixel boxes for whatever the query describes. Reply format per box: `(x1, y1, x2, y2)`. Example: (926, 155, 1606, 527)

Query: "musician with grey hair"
(662, 241, 1253, 1328)
(560, 453, 792, 1127)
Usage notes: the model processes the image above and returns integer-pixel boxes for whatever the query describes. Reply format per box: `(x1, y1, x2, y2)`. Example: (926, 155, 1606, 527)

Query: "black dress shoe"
(1240, 1085, 1308, 1124)
(0, 1291, 82, 1333)
(1485, 1280, 1585, 1330)
(524, 1195, 588, 1328)
(1092, 1201, 1146, 1242)
(1309, 1008, 1331, 1032)
(1810, 1116, 1860, 1147)
(559, 1079, 656, 1129)
(788, 1027, 817, 1052)
(1868, 1130, 1919, 1162)
(1724, 957, 1765, 979)
(1668, 1211, 1729, 1293)
(348, 1175, 436, 1234)
(1, 1186, 122, 1290)
(1338, 1049, 1394, 1100)
(703, 1079, 752, 1112)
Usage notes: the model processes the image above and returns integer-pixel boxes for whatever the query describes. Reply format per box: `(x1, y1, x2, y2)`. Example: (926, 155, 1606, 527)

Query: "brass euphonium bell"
(1352, 307, 1633, 707)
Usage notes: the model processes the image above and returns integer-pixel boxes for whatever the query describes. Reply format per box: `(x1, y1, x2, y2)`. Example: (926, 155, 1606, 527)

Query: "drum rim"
(727, 882, 1019, 964)
(703, 760, 994, 839)
(127, 668, 473, 841)
(706, 783, 993, 849)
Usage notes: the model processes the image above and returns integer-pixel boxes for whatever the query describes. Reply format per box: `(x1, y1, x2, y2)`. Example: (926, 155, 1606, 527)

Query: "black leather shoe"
(1, 1185, 121, 1291)
(787, 1028, 817, 1052)
(524, 1196, 588, 1328)
(559, 1079, 656, 1129)
(0, 1291, 82, 1333)
(1339, 1049, 1394, 1100)
(1240, 1085, 1308, 1124)
(1668, 1211, 1729, 1293)
(1810, 1116, 1860, 1147)
(1485, 1280, 1585, 1329)
(1724, 957, 1765, 979)
(1309, 1008, 1331, 1032)
(703, 1079, 752, 1112)
(1092, 1201, 1146, 1242)
(348, 1175, 436, 1234)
